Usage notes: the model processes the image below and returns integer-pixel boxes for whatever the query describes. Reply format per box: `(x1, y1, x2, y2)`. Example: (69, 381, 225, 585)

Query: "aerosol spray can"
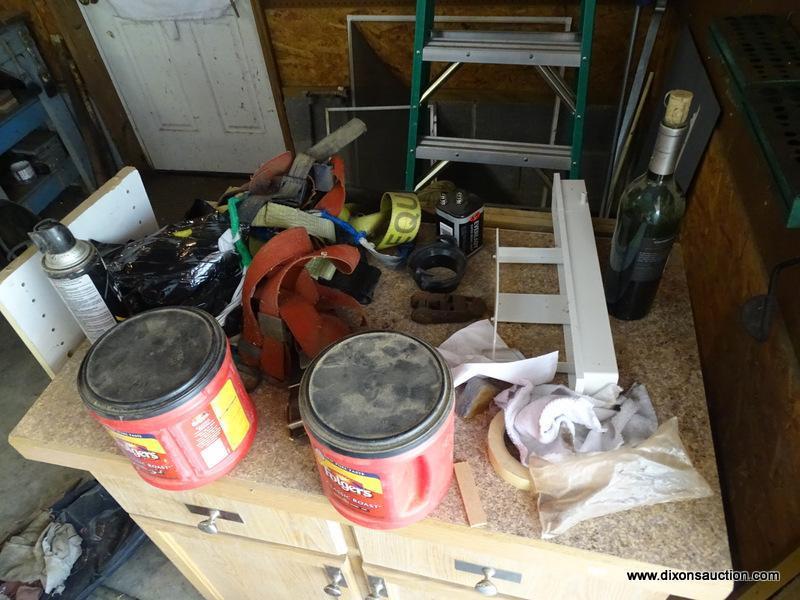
(435, 189, 484, 256)
(29, 220, 118, 342)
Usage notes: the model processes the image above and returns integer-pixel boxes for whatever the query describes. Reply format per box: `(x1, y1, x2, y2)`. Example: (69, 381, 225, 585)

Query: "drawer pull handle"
(197, 509, 220, 535)
(366, 576, 387, 599)
(455, 559, 521, 588)
(324, 567, 345, 597)
(475, 567, 498, 597)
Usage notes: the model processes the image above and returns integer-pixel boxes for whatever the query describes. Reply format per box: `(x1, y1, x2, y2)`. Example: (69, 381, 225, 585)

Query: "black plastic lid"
(299, 331, 453, 458)
(78, 307, 226, 421)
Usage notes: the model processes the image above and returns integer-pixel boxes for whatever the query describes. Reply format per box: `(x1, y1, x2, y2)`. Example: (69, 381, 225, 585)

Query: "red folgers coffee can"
(300, 331, 454, 529)
(78, 307, 257, 490)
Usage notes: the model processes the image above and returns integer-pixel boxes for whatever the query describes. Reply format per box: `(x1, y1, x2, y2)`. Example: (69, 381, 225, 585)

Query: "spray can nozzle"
(29, 220, 77, 255)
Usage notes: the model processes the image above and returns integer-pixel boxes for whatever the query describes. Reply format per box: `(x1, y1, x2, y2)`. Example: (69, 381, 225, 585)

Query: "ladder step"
(423, 30, 582, 67)
(416, 136, 572, 170)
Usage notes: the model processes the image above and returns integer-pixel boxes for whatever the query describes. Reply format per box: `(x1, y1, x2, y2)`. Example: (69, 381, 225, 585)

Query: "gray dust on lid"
(85, 308, 215, 405)
(308, 332, 444, 440)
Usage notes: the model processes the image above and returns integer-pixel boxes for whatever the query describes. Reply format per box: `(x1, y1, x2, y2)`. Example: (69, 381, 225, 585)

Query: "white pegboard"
(0, 167, 158, 377)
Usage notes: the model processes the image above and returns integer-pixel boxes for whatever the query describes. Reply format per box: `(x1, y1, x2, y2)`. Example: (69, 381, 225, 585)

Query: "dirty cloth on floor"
(107, 0, 231, 21)
(0, 513, 82, 595)
(495, 382, 658, 465)
(0, 512, 50, 585)
(41, 522, 82, 594)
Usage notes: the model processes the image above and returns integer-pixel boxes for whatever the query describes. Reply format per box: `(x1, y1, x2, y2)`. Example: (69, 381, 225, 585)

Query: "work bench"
(9, 228, 732, 600)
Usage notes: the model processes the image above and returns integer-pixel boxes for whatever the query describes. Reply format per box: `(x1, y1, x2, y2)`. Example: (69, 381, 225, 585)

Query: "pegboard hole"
(31, 298, 35, 303)
(41, 313, 45, 318)
(20, 282, 25, 287)
(50, 328, 55, 332)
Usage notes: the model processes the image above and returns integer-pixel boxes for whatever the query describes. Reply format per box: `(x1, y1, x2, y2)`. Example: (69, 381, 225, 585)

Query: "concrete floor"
(94, 540, 202, 600)
(0, 314, 83, 542)
(1, 171, 242, 599)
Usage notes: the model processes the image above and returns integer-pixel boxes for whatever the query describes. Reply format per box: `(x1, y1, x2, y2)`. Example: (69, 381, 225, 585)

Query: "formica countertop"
(10, 229, 732, 573)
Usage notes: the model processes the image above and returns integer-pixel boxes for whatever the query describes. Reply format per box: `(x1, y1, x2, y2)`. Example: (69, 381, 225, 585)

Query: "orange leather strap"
(247, 151, 293, 195)
(240, 227, 364, 381)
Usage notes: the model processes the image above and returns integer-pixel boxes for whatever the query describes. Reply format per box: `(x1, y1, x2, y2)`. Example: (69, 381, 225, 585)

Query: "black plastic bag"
(42, 480, 146, 600)
(105, 213, 242, 317)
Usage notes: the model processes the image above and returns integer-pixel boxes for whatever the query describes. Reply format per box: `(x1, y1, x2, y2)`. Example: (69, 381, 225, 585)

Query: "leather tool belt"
(240, 227, 366, 382)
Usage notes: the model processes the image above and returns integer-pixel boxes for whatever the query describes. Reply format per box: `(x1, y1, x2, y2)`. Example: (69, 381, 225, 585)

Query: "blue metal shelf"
(0, 97, 48, 156)
(1, 16, 94, 216)
(13, 160, 79, 214)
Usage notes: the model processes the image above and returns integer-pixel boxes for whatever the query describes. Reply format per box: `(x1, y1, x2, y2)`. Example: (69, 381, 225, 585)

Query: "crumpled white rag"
(41, 522, 82, 594)
(495, 382, 658, 465)
(0, 515, 82, 595)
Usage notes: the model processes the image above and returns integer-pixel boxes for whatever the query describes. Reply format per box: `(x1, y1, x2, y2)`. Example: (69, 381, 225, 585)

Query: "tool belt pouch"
(240, 227, 366, 383)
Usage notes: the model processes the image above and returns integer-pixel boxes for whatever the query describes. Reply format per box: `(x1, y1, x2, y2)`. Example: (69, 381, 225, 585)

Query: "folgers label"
(78, 307, 257, 490)
(300, 331, 454, 530)
(107, 431, 178, 479)
(315, 449, 385, 517)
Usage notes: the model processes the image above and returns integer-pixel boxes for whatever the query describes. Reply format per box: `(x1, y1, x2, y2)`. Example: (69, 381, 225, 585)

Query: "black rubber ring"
(407, 235, 467, 293)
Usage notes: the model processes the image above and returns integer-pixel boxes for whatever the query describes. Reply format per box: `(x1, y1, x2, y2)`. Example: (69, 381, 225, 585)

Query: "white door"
(78, 0, 286, 172)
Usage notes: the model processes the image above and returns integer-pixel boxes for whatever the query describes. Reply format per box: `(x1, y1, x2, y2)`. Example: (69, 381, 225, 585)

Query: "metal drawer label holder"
(185, 504, 244, 523)
(455, 559, 523, 583)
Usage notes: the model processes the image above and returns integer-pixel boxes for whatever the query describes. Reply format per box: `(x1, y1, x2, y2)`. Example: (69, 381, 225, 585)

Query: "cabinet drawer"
(363, 564, 520, 600)
(96, 472, 347, 555)
(134, 515, 362, 600)
(355, 526, 667, 600)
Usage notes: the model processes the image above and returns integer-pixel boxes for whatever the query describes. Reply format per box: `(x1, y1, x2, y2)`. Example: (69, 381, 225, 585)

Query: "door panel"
(133, 515, 362, 600)
(190, 19, 266, 134)
(115, 20, 196, 131)
(79, 0, 285, 172)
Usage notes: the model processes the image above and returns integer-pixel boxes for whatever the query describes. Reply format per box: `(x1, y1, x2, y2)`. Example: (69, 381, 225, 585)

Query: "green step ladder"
(404, 0, 597, 192)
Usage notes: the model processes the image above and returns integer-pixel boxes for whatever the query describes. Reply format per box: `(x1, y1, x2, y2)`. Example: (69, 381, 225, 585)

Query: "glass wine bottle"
(604, 90, 692, 320)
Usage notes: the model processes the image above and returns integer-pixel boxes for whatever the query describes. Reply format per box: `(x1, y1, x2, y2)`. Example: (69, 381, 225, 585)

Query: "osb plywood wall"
(263, 1, 661, 104)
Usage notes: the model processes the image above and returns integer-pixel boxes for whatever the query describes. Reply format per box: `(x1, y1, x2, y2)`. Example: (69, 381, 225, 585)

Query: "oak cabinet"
(133, 514, 363, 600)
